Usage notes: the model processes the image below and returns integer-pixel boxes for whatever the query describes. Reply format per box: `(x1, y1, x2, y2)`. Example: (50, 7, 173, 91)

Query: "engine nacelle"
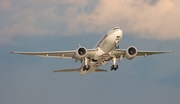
(125, 46, 137, 60)
(75, 47, 87, 60)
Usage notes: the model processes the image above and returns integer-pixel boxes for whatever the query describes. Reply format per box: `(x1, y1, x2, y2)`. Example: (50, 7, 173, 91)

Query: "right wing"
(11, 51, 76, 58)
(11, 49, 96, 59)
(53, 68, 80, 72)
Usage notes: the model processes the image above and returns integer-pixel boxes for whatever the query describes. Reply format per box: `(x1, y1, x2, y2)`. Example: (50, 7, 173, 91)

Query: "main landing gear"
(110, 57, 119, 71)
(111, 65, 118, 71)
(83, 65, 90, 71)
(83, 57, 90, 71)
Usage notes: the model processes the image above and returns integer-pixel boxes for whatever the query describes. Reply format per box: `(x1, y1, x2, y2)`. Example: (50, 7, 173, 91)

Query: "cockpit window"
(113, 27, 119, 30)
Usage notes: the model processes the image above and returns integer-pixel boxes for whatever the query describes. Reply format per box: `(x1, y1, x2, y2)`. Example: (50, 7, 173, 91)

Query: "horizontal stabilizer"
(53, 68, 80, 73)
(95, 69, 107, 72)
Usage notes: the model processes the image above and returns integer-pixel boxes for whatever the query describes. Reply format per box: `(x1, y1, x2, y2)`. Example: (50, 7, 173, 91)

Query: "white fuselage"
(80, 27, 123, 74)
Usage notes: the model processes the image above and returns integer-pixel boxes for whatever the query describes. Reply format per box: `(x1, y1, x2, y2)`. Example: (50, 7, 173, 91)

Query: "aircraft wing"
(136, 50, 173, 56)
(10, 49, 96, 59)
(113, 49, 172, 57)
(53, 68, 80, 72)
(95, 69, 108, 72)
(53, 68, 107, 73)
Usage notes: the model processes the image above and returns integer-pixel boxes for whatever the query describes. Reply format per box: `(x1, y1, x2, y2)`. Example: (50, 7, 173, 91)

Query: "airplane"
(11, 27, 172, 75)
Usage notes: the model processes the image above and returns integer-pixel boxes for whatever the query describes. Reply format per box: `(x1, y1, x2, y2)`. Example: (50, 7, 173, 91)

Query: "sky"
(0, 0, 180, 104)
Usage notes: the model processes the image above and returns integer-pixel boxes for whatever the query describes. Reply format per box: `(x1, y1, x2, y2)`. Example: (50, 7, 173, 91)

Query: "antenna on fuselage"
(78, 44, 81, 48)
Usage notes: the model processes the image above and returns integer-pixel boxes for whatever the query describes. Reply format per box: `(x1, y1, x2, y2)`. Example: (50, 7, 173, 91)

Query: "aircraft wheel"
(83, 65, 90, 71)
(114, 65, 118, 71)
(86, 65, 90, 71)
(111, 65, 118, 71)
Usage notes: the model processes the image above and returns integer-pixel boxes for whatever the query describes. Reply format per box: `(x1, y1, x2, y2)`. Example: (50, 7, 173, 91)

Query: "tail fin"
(95, 69, 107, 72)
(53, 68, 80, 73)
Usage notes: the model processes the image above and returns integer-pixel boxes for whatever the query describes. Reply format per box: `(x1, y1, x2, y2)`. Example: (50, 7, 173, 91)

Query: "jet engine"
(125, 46, 137, 60)
(75, 46, 87, 60)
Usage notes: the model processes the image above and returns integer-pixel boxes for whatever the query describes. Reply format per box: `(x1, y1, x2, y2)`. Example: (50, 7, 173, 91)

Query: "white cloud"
(0, 0, 180, 44)
(70, 0, 180, 40)
(0, 0, 13, 10)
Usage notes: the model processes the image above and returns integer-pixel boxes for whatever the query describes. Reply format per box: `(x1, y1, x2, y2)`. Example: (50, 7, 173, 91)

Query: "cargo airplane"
(11, 27, 172, 75)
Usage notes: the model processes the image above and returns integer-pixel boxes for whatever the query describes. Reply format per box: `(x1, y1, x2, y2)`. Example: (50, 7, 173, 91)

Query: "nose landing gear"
(115, 45, 119, 49)
(83, 65, 90, 71)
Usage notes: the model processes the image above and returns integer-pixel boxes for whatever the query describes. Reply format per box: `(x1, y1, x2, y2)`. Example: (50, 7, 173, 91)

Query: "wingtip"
(53, 70, 58, 73)
(10, 52, 15, 54)
(170, 50, 173, 53)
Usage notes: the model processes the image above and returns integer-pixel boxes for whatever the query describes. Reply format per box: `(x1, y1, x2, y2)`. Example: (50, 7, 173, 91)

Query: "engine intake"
(75, 47, 87, 60)
(125, 46, 137, 60)
(78, 47, 86, 55)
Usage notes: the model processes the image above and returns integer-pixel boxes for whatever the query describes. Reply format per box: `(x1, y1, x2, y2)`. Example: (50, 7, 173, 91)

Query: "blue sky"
(0, 0, 180, 104)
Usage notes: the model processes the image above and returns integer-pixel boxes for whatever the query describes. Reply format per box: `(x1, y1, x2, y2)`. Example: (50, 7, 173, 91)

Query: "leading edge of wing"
(112, 49, 172, 57)
(10, 51, 75, 58)
(10, 48, 97, 58)
(10, 51, 75, 55)
(10, 48, 97, 54)
(137, 50, 173, 56)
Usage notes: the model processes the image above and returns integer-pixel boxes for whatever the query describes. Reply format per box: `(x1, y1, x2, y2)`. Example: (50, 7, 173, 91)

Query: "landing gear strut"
(83, 57, 90, 71)
(115, 45, 119, 49)
(110, 57, 118, 71)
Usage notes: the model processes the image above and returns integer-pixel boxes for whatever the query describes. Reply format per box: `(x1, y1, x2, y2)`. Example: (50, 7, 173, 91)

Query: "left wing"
(113, 49, 172, 58)
(11, 49, 96, 59)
